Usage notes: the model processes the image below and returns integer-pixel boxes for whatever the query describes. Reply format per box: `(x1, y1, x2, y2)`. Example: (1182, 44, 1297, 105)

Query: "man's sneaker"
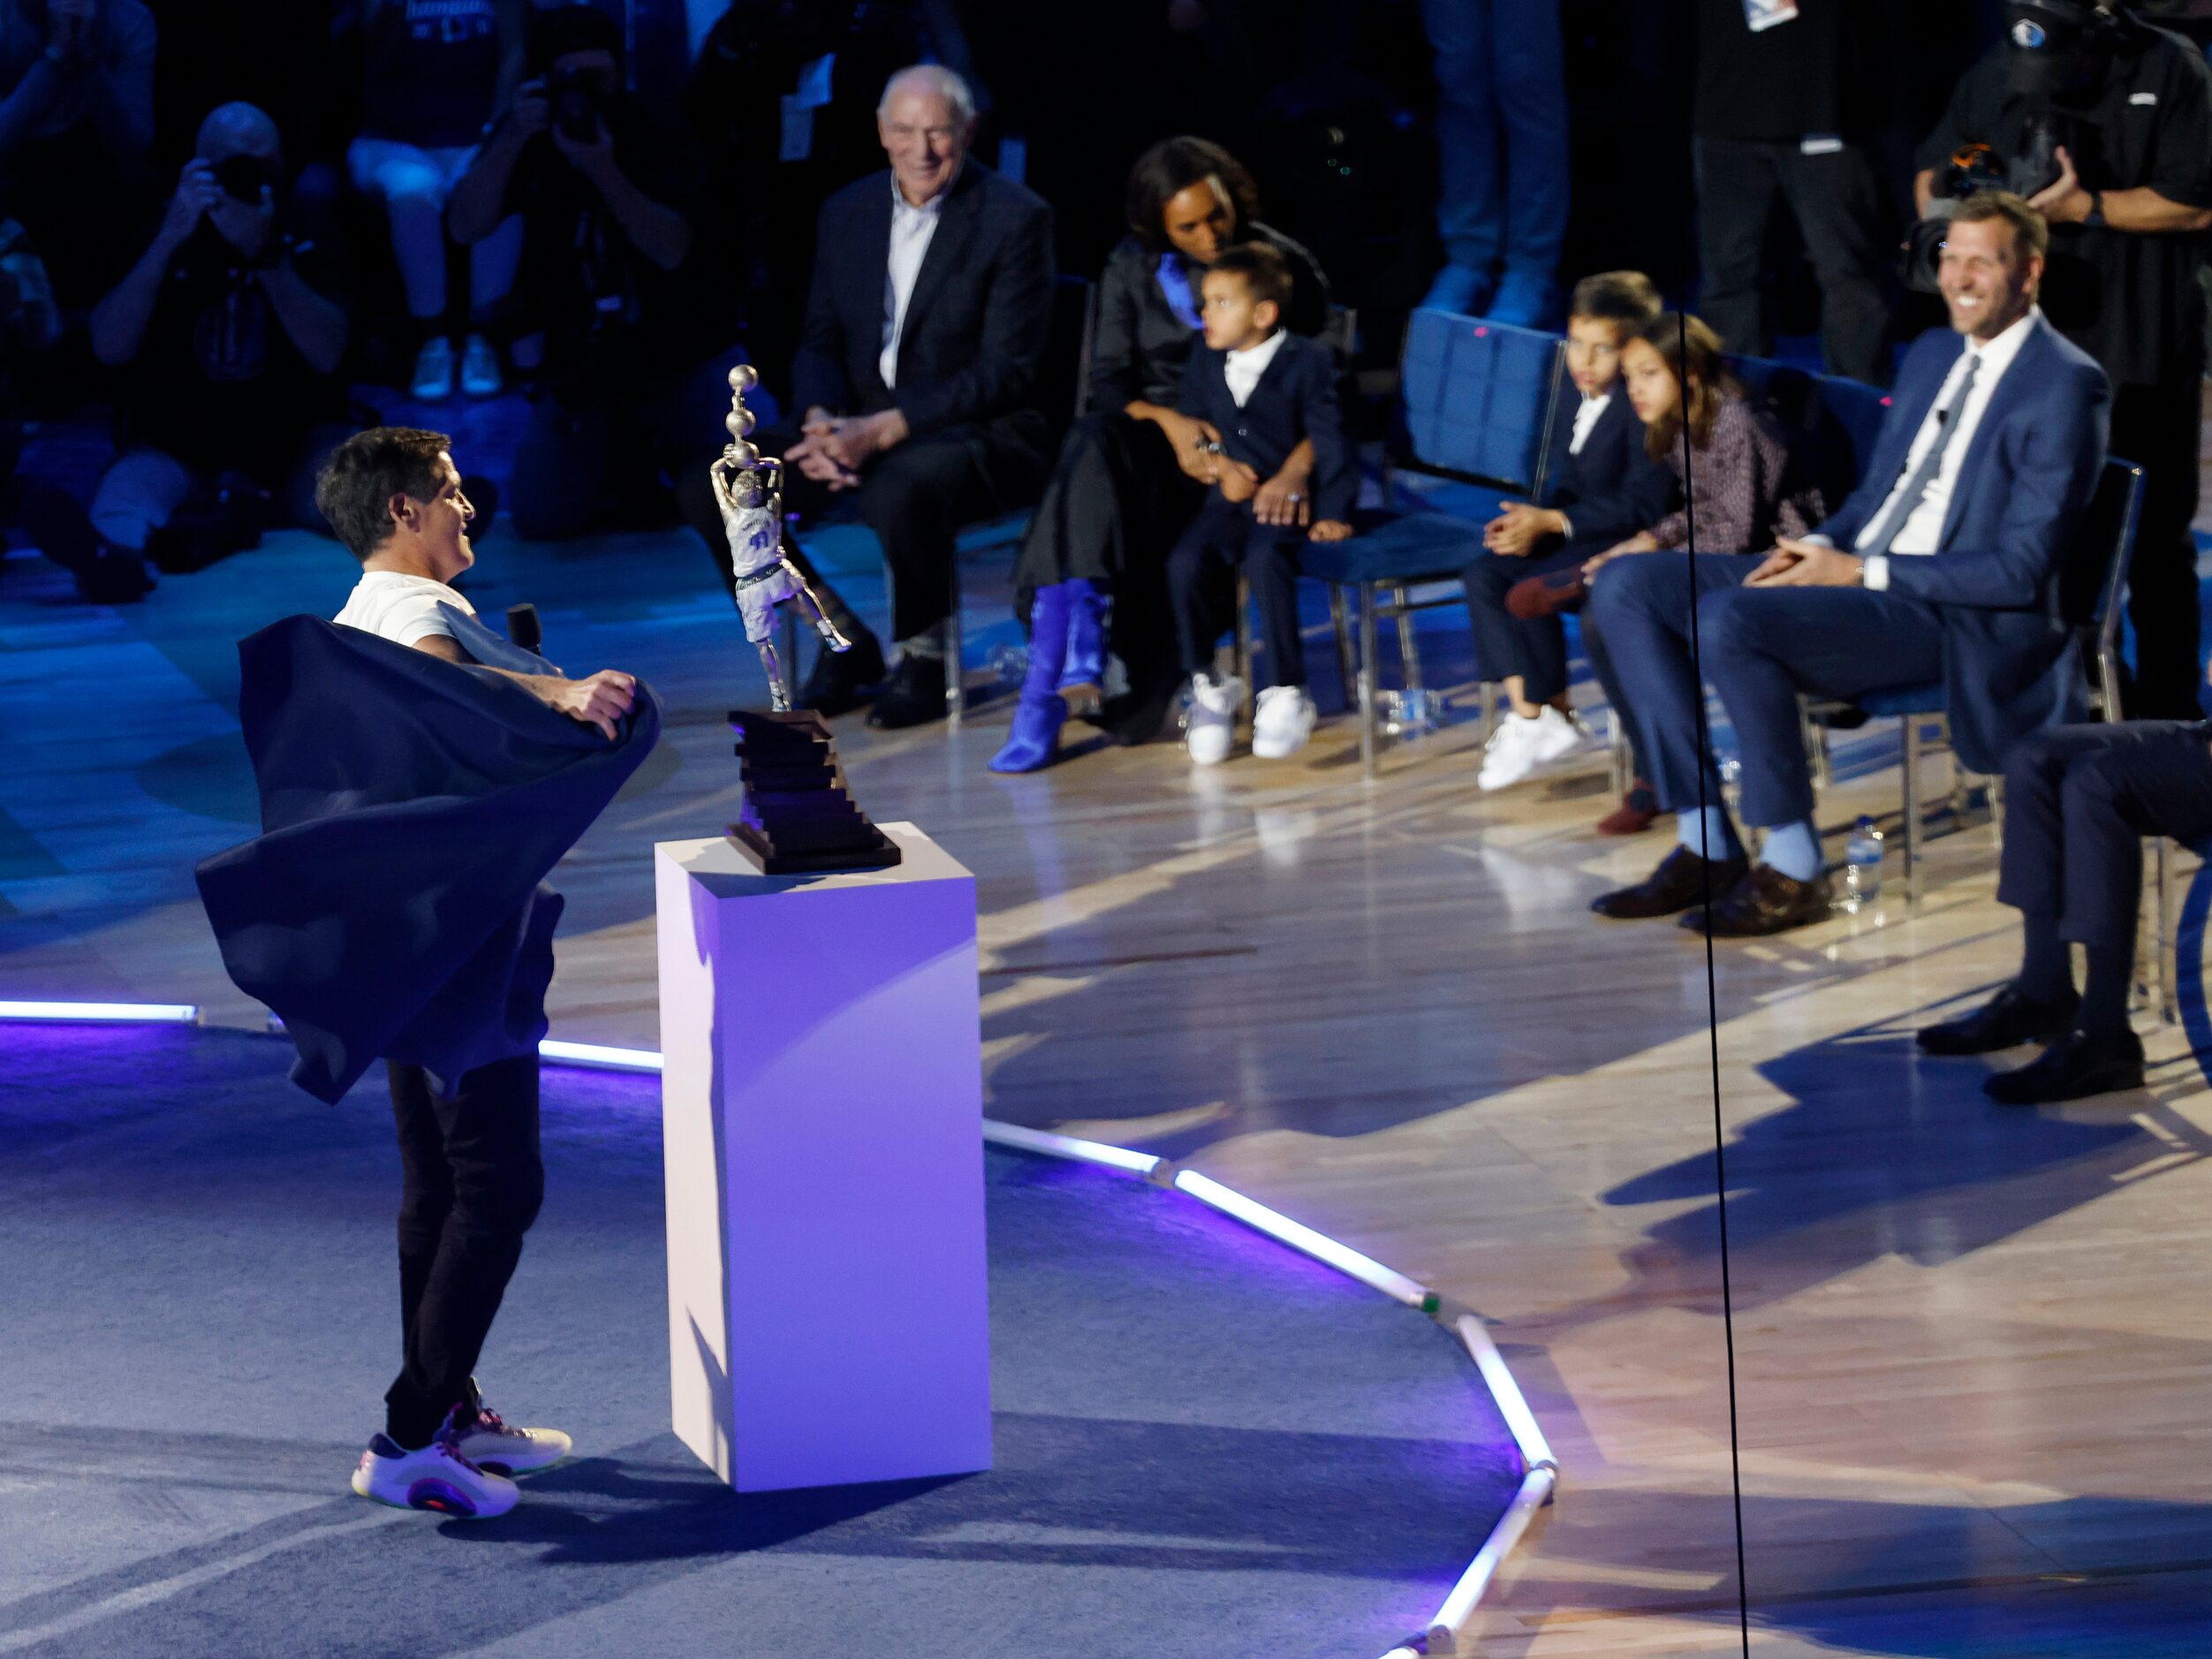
(1186, 670, 1245, 765)
(450, 1400, 572, 1475)
(411, 336, 456, 402)
(459, 332, 504, 398)
(352, 1431, 518, 1519)
(1251, 685, 1317, 760)
(1477, 705, 1588, 791)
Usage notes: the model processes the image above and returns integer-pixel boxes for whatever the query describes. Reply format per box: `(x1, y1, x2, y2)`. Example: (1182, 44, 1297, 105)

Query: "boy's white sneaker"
(451, 1400, 572, 1475)
(1251, 685, 1317, 760)
(1186, 670, 1245, 765)
(1477, 705, 1588, 791)
(352, 1431, 519, 1519)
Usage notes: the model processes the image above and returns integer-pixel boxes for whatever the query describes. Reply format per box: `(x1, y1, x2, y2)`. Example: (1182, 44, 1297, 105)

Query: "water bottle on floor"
(1842, 814, 1884, 911)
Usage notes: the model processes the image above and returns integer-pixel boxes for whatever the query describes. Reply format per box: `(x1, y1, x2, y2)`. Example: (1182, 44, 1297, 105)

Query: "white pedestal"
(655, 822, 990, 1492)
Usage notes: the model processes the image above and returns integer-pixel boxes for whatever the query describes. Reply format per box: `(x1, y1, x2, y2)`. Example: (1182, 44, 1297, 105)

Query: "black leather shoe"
(1983, 1027, 2146, 1105)
(794, 627, 884, 716)
(1685, 864, 1833, 936)
(1918, 986, 2080, 1056)
(1591, 845, 1749, 920)
(866, 652, 948, 729)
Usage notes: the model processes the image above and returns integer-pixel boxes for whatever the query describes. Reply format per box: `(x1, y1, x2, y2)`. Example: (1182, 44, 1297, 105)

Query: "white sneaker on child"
(352, 1429, 519, 1519)
(1477, 705, 1589, 791)
(1251, 686, 1317, 760)
(1186, 670, 1246, 765)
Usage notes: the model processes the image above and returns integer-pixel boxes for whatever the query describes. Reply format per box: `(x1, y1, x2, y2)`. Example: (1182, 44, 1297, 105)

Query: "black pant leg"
(2056, 722, 2212, 951)
(2110, 382, 2206, 720)
(1692, 136, 1782, 360)
(858, 436, 995, 643)
(1240, 521, 1307, 690)
(1995, 724, 2101, 924)
(1461, 541, 1586, 700)
(1167, 496, 1242, 678)
(384, 1053, 545, 1448)
(1776, 141, 1893, 387)
(388, 1062, 455, 1361)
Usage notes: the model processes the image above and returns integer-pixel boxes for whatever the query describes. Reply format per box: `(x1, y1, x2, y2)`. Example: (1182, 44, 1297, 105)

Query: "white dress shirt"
(1853, 307, 2040, 591)
(880, 177, 946, 389)
(1222, 328, 1286, 407)
(1568, 390, 1610, 456)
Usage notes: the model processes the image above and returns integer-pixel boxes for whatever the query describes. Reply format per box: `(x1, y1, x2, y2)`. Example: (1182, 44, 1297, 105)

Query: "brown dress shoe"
(1683, 864, 1833, 936)
(1591, 845, 1749, 920)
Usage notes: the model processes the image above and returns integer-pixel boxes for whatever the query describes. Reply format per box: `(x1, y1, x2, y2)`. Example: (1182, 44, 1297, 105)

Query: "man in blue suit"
(1589, 192, 2110, 936)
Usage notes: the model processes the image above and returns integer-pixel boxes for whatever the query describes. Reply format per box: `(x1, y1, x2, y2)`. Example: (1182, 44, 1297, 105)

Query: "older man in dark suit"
(1589, 191, 2110, 936)
(774, 64, 1054, 728)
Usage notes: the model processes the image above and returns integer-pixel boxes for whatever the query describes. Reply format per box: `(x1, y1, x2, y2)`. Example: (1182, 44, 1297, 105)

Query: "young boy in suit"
(1168, 241, 1355, 764)
(1462, 271, 1675, 811)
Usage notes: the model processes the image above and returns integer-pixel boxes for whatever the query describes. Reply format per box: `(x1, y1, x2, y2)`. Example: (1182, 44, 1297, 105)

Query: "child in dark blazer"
(1462, 270, 1674, 822)
(1167, 241, 1355, 764)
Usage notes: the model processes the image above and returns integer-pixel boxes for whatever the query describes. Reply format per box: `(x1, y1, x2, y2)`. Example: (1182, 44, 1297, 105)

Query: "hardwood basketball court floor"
(3, 513, 2208, 1657)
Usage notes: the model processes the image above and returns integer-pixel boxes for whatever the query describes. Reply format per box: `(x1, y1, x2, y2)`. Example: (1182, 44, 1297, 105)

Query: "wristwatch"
(2084, 192, 2107, 229)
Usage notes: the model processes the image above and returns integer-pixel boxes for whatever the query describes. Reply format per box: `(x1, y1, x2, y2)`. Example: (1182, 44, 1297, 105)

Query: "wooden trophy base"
(724, 708, 904, 875)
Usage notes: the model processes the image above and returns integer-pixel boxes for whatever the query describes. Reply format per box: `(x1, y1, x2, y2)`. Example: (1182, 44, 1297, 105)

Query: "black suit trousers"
(1167, 493, 1307, 687)
(385, 1054, 544, 1448)
(1997, 721, 2212, 952)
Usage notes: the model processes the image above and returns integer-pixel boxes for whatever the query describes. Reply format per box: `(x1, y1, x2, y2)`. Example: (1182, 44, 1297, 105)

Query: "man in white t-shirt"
(313, 425, 639, 1519)
(326, 428, 637, 737)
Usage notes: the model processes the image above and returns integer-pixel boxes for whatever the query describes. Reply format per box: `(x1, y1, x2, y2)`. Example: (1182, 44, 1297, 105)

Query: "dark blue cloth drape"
(196, 616, 662, 1103)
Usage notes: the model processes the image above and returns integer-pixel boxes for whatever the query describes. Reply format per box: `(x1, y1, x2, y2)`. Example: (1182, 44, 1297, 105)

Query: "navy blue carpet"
(0, 1024, 1519, 1657)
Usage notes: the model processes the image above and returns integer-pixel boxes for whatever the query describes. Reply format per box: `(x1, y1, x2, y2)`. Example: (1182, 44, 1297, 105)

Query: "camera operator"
(448, 4, 758, 543)
(1914, 0, 2212, 718)
(87, 101, 352, 580)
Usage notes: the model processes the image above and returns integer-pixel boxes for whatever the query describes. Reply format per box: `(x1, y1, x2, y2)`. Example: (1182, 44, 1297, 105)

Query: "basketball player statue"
(710, 364, 900, 874)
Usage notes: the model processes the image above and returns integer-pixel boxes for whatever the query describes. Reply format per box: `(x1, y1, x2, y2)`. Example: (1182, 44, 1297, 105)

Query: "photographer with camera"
(448, 4, 753, 544)
(87, 101, 352, 580)
(1913, 0, 2212, 718)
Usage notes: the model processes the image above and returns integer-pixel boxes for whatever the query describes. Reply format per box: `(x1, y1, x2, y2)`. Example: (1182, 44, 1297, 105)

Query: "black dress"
(1013, 225, 1331, 726)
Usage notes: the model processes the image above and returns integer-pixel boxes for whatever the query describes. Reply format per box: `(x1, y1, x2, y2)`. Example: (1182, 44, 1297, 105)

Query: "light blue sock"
(1675, 807, 1732, 861)
(1760, 819, 1824, 882)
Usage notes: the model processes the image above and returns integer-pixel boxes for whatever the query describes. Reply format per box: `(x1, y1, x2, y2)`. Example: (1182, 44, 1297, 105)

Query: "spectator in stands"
(1693, 0, 1893, 385)
(1417, 0, 1569, 325)
(1588, 193, 2109, 937)
(995, 136, 1333, 772)
(1458, 270, 1672, 805)
(1167, 243, 1355, 768)
(347, 0, 525, 402)
(1918, 712, 2212, 1102)
(0, 0, 155, 302)
(449, 4, 745, 545)
(1917, 1, 2212, 719)
(772, 63, 1054, 731)
(87, 102, 351, 580)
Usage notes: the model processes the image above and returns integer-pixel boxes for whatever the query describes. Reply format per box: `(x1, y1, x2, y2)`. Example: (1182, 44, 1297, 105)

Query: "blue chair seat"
(1301, 511, 1481, 587)
(1855, 685, 1944, 720)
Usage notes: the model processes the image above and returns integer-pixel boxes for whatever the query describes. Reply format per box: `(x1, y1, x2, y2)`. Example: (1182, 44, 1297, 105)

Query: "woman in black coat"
(990, 137, 1331, 771)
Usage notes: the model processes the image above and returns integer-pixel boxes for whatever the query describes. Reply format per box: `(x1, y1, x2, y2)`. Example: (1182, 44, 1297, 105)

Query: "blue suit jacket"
(1540, 391, 1676, 551)
(790, 163, 1055, 456)
(1179, 332, 1357, 522)
(1814, 315, 2110, 774)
